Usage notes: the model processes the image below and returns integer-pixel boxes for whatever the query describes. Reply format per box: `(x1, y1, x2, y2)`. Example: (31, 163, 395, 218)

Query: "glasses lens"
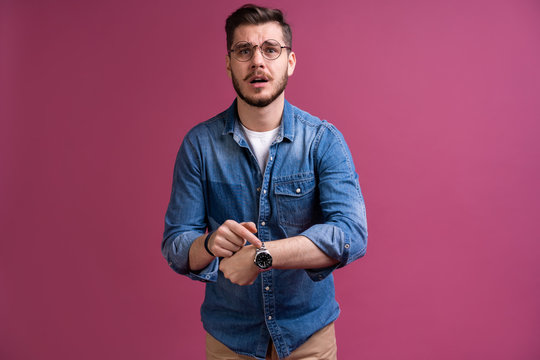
(232, 42, 252, 61)
(261, 40, 281, 60)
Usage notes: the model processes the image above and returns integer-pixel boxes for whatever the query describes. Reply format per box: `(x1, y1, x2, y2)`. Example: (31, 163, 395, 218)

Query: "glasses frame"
(228, 39, 291, 62)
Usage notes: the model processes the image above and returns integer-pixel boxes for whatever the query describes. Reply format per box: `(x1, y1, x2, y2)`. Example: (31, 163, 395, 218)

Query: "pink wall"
(1, 0, 539, 359)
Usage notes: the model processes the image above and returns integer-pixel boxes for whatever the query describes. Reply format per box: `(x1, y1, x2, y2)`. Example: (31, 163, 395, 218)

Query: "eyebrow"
(234, 39, 281, 46)
(234, 42, 252, 48)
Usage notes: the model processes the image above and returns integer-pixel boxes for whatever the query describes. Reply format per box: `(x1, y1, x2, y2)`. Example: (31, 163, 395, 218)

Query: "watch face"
(256, 252, 273, 269)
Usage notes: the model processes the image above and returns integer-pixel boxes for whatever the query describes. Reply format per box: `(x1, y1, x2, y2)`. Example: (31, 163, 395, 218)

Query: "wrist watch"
(254, 243, 272, 271)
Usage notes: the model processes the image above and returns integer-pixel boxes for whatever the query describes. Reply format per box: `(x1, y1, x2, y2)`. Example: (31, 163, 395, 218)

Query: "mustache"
(243, 71, 273, 81)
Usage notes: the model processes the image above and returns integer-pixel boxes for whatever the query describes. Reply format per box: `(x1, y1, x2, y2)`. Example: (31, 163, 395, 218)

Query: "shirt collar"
(223, 99, 295, 143)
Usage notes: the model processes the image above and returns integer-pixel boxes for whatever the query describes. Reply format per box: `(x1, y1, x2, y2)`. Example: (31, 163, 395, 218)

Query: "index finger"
(230, 222, 262, 248)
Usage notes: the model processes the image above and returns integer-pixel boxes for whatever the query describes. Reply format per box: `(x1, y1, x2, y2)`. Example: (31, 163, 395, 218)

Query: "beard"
(231, 69, 288, 108)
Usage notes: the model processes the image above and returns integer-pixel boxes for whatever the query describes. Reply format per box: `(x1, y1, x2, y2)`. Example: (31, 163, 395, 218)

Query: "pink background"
(1, 0, 539, 359)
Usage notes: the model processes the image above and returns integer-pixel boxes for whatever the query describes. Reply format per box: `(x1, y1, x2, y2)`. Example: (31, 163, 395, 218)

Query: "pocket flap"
(274, 178, 316, 197)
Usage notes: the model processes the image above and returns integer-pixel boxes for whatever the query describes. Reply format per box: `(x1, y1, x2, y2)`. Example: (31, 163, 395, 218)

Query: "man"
(162, 4, 367, 359)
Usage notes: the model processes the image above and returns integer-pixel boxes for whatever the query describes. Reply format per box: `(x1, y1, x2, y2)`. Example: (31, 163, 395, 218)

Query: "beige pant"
(206, 322, 337, 360)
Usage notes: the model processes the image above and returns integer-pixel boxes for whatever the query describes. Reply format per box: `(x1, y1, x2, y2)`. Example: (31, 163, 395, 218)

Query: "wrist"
(204, 232, 215, 257)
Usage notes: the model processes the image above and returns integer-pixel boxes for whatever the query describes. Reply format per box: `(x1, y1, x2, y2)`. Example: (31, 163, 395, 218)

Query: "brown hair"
(225, 4, 292, 50)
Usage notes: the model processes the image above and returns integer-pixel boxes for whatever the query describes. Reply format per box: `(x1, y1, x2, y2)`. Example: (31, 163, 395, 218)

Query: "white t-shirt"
(241, 124, 280, 172)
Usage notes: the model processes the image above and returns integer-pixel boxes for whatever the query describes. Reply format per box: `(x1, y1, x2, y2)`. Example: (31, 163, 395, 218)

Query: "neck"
(236, 94, 285, 132)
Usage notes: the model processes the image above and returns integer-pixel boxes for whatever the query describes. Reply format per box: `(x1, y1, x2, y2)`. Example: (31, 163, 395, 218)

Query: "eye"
(263, 45, 280, 54)
(233, 42, 252, 55)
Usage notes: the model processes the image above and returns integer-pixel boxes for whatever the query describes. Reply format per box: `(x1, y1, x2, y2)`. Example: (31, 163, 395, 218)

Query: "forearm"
(188, 220, 260, 272)
(219, 236, 338, 286)
(188, 233, 216, 272)
(265, 236, 339, 269)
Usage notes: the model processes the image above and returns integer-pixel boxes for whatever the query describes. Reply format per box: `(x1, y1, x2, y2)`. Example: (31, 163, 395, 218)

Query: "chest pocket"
(274, 177, 317, 227)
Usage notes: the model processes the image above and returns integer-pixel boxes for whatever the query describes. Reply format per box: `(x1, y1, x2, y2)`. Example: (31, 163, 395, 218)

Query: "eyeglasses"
(229, 39, 291, 62)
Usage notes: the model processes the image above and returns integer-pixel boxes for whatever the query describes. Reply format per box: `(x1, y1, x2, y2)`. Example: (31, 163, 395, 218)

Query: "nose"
(250, 45, 265, 68)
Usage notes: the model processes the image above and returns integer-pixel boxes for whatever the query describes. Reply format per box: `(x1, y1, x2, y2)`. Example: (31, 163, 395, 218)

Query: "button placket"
(259, 144, 279, 339)
(261, 271, 275, 335)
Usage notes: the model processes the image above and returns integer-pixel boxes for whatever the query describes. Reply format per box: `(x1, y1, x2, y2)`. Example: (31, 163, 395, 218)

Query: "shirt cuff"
(300, 224, 351, 280)
(188, 257, 219, 282)
(304, 263, 340, 282)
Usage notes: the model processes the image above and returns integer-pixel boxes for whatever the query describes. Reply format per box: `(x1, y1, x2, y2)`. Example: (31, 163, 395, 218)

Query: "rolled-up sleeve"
(163, 230, 219, 282)
(300, 122, 368, 281)
(162, 131, 218, 282)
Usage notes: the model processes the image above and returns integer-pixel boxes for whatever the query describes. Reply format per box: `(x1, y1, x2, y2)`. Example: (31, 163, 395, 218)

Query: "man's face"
(226, 22, 296, 108)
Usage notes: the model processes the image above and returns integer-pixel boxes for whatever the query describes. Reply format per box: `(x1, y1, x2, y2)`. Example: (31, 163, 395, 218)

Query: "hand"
(219, 245, 259, 286)
(208, 220, 261, 258)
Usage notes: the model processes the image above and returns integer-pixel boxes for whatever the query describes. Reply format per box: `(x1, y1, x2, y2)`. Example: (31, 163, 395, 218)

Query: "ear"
(226, 54, 232, 79)
(287, 51, 296, 76)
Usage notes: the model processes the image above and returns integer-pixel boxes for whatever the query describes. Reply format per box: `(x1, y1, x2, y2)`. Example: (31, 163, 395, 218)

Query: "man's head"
(225, 4, 292, 52)
(225, 4, 296, 108)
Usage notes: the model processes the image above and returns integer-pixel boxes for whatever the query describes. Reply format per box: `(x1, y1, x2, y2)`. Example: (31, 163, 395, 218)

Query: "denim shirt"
(162, 99, 367, 359)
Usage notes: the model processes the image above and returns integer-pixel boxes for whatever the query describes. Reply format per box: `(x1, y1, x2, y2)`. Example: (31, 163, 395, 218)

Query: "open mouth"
(250, 78, 269, 84)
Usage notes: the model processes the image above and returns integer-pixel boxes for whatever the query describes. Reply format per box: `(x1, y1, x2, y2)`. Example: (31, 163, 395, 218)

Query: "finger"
(212, 240, 241, 257)
(217, 249, 235, 258)
(240, 221, 258, 234)
(209, 231, 240, 257)
(219, 258, 227, 270)
(232, 222, 261, 248)
(218, 238, 243, 253)
(215, 226, 246, 248)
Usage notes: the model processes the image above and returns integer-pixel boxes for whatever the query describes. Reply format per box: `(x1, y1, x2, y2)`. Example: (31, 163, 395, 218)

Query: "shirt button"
(265, 286, 270, 291)
(296, 188, 301, 193)
(268, 316, 272, 320)
(257, 187, 261, 192)
(270, 156, 273, 161)
(345, 244, 350, 249)
(261, 221, 266, 226)
(263, 189, 267, 194)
